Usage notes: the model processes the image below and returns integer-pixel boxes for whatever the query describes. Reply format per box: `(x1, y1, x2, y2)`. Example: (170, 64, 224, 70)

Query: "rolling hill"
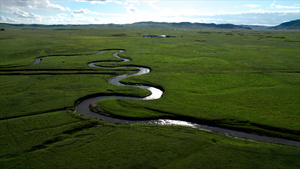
(269, 19, 300, 30)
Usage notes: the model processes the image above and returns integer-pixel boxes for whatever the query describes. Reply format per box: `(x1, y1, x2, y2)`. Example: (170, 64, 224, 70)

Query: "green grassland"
(0, 24, 299, 168)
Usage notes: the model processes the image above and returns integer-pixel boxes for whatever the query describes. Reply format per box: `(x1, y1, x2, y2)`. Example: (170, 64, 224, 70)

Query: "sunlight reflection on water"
(143, 87, 163, 100)
(155, 119, 197, 128)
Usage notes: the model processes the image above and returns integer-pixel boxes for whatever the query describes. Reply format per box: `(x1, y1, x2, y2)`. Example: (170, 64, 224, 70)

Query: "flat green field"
(0, 25, 299, 168)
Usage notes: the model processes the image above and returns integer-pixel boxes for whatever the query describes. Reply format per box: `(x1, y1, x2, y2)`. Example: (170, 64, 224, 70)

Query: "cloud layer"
(0, 0, 70, 11)
(0, 0, 299, 25)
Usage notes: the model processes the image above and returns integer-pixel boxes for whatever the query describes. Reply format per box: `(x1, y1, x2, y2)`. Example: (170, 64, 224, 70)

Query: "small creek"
(34, 49, 300, 147)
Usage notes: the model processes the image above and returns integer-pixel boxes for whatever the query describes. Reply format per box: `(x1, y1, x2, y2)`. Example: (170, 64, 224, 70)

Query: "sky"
(0, 0, 299, 26)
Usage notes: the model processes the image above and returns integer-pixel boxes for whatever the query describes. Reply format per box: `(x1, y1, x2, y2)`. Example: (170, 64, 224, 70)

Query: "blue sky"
(0, 0, 299, 25)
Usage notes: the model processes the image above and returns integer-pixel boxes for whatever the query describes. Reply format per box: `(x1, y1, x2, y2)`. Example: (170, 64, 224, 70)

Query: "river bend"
(33, 49, 300, 147)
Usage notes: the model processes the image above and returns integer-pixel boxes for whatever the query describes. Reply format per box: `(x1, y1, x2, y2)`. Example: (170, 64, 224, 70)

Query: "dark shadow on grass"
(0, 107, 72, 121)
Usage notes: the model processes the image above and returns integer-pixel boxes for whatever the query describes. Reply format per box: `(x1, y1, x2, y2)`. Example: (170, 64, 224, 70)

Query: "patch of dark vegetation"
(0, 68, 104, 71)
(0, 72, 116, 76)
(279, 70, 300, 73)
(0, 153, 18, 159)
(0, 108, 72, 121)
(27, 136, 65, 152)
(0, 37, 14, 40)
(98, 48, 126, 51)
(275, 36, 286, 39)
(258, 35, 287, 39)
(27, 122, 97, 152)
(74, 133, 95, 138)
(197, 31, 211, 34)
(212, 119, 300, 141)
(143, 35, 158, 38)
(112, 33, 126, 36)
(91, 59, 124, 63)
(285, 40, 300, 42)
(0, 68, 130, 76)
(253, 69, 300, 74)
(62, 122, 98, 135)
(195, 40, 206, 42)
(53, 28, 80, 31)
(89, 103, 104, 113)
(22, 28, 39, 30)
(211, 138, 217, 142)
(143, 35, 176, 38)
(250, 122, 300, 136)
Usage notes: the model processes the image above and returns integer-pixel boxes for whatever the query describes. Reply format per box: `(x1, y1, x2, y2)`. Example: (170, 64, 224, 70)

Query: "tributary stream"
(34, 49, 300, 147)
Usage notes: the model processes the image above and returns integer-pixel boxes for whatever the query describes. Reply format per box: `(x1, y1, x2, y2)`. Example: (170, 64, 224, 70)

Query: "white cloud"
(271, 0, 300, 9)
(40, 1, 70, 11)
(90, 11, 105, 15)
(273, 5, 300, 9)
(1, 8, 42, 23)
(75, 0, 113, 4)
(243, 4, 260, 8)
(0, 16, 6, 22)
(7, 17, 18, 23)
(0, 0, 70, 11)
(73, 8, 91, 14)
(146, 1, 160, 10)
(49, 13, 72, 23)
(0, 9, 11, 14)
(75, 0, 104, 1)
(57, 13, 68, 18)
(0, 16, 17, 23)
(125, 4, 137, 13)
(271, 0, 276, 8)
(216, 9, 299, 16)
(75, 0, 140, 5)
(13, 9, 31, 18)
(12, 8, 41, 20)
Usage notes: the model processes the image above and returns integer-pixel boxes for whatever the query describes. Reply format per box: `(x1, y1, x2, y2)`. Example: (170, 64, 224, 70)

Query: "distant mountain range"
(269, 19, 300, 30)
(1, 19, 299, 30)
(128, 21, 251, 30)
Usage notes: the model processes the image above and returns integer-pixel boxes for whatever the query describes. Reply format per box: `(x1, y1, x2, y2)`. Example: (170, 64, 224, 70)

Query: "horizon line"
(0, 21, 282, 27)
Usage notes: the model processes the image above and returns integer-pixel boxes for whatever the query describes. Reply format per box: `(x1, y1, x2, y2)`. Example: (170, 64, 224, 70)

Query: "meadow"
(0, 24, 299, 168)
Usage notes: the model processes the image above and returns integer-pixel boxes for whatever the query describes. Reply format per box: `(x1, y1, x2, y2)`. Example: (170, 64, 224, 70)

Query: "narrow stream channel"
(34, 49, 300, 147)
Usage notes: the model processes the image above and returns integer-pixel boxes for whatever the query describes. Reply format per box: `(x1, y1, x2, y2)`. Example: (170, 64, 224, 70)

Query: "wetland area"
(0, 23, 300, 168)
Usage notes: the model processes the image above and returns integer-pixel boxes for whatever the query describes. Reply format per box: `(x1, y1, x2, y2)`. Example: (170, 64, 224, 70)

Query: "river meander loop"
(33, 49, 300, 147)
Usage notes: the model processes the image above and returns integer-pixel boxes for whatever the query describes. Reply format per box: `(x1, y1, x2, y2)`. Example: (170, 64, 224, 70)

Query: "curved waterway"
(34, 49, 300, 147)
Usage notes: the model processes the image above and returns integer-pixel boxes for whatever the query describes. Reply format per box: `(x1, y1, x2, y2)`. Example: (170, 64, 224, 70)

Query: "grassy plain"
(0, 24, 299, 168)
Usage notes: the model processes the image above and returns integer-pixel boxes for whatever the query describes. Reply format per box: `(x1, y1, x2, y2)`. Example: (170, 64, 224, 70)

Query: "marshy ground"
(0, 24, 299, 168)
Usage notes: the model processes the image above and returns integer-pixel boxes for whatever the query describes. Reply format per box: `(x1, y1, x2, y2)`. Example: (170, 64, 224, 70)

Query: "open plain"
(0, 24, 299, 168)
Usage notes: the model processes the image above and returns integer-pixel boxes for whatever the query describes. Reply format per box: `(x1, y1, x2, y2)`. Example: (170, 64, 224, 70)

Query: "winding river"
(34, 49, 300, 147)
